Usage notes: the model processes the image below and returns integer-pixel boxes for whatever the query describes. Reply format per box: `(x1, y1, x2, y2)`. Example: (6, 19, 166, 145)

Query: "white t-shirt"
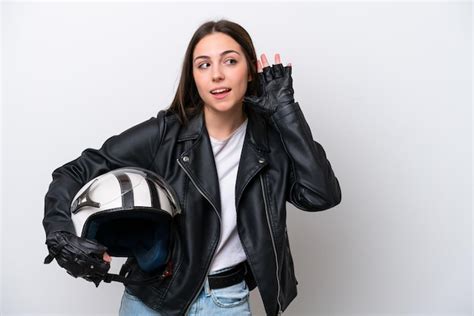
(208, 118, 248, 273)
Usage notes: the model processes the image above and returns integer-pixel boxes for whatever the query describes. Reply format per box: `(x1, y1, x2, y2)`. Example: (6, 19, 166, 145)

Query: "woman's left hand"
(244, 53, 295, 115)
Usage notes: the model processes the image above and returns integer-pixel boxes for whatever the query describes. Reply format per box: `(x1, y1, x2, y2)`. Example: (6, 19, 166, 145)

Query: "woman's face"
(192, 32, 251, 115)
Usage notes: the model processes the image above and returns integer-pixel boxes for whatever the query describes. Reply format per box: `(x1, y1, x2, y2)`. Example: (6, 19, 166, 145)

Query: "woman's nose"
(212, 65, 224, 81)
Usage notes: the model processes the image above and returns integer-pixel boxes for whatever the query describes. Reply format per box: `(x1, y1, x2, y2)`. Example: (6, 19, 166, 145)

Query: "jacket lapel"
(177, 110, 221, 215)
(235, 105, 270, 209)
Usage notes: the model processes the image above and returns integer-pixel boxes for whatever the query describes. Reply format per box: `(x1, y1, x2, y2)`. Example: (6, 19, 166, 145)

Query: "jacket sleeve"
(270, 102, 342, 211)
(43, 110, 167, 238)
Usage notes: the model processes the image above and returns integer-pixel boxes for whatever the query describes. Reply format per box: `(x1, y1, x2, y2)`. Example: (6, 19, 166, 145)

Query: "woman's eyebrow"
(193, 50, 241, 63)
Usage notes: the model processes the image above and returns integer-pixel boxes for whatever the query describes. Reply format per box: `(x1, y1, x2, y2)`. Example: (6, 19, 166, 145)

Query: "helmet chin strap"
(103, 259, 174, 286)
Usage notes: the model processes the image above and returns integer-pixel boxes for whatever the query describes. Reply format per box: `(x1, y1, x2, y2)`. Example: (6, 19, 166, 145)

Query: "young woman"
(43, 19, 342, 315)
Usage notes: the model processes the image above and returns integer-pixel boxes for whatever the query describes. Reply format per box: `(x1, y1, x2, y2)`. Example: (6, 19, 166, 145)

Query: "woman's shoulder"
(155, 108, 181, 127)
(153, 108, 186, 138)
(117, 109, 180, 140)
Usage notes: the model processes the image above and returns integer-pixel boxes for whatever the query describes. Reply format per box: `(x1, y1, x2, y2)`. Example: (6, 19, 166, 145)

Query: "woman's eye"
(197, 59, 236, 69)
(198, 63, 210, 69)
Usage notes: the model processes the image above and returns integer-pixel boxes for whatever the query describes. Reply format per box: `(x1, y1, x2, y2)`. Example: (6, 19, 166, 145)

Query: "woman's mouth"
(210, 88, 231, 100)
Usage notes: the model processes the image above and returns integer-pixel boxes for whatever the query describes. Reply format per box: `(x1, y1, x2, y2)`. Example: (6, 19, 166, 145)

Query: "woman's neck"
(203, 105, 247, 141)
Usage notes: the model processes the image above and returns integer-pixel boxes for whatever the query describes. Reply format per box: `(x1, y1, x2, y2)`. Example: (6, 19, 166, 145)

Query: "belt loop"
(204, 276, 211, 296)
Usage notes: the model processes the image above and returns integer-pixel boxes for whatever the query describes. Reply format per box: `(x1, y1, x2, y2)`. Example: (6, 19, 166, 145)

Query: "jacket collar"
(177, 104, 270, 153)
(176, 104, 270, 214)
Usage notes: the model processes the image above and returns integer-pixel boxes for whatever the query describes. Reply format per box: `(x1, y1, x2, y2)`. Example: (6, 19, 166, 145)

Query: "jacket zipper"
(260, 175, 283, 315)
(177, 158, 222, 315)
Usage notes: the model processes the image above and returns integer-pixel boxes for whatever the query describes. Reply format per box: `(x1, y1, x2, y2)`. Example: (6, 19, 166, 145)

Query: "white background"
(1, 1, 472, 315)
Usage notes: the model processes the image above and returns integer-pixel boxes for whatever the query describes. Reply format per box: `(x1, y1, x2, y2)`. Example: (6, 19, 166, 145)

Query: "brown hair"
(167, 19, 260, 125)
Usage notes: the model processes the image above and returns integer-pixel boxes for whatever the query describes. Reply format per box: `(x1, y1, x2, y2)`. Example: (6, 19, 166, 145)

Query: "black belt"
(208, 261, 248, 290)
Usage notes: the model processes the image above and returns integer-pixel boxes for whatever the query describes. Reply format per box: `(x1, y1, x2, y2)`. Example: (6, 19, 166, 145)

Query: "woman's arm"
(244, 53, 341, 211)
(43, 111, 167, 238)
(271, 101, 342, 211)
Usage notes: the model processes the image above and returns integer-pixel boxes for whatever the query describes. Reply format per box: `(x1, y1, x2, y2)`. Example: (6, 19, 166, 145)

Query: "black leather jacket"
(43, 101, 342, 315)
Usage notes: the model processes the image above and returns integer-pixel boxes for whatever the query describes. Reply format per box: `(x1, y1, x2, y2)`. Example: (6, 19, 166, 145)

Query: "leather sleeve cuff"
(45, 222, 76, 239)
(271, 102, 301, 122)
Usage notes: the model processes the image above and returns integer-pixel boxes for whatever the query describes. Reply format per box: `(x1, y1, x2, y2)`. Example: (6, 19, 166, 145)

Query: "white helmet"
(71, 167, 180, 274)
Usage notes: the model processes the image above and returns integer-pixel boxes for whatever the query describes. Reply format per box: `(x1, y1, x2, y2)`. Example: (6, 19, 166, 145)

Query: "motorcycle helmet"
(70, 167, 180, 274)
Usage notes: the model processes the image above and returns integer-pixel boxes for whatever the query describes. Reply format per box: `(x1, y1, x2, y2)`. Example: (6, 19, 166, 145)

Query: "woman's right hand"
(44, 231, 111, 287)
(103, 252, 112, 263)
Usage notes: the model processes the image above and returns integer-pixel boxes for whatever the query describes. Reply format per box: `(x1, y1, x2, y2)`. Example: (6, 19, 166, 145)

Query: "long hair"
(167, 19, 260, 126)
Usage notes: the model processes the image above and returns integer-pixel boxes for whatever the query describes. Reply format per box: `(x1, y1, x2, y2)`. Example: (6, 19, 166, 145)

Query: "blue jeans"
(119, 265, 252, 315)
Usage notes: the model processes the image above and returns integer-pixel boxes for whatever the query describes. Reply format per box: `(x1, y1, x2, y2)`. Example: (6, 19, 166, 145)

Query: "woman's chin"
(204, 101, 242, 114)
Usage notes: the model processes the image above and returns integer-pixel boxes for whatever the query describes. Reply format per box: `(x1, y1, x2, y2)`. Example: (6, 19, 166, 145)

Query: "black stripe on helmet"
(116, 173, 134, 209)
(146, 178, 161, 210)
